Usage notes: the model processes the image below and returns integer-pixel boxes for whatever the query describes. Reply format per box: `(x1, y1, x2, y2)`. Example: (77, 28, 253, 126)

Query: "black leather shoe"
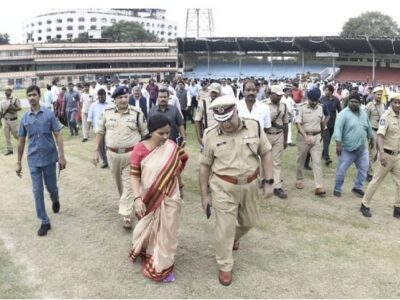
(352, 188, 365, 198)
(333, 190, 341, 197)
(52, 201, 60, 213)
(38, 224, 51, 236)
(81, 138, 88, 142)
(394, 206, 400, 218)
(274, 188, 288, 199)
(4, 151, 13, 156)
(100, 163, 109, 169)
(304, 165, 312, 171)
(366, 174, 373, 182)
(360, 203, 371, 218)
(325, 159, 332, 166)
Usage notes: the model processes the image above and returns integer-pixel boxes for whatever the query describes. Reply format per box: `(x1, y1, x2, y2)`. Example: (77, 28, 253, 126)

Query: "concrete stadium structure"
(3, 36, 400, 89)
(0, 42, 179, 88)
(22, 9, 178, 43)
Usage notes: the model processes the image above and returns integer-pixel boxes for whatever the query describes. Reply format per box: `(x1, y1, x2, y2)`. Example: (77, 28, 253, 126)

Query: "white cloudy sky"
(3, 0, 400, 43)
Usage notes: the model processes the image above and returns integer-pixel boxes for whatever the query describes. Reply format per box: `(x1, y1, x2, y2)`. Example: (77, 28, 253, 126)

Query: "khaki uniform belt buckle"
(237, 175, 248, 185)
(117, 148, 125, 154)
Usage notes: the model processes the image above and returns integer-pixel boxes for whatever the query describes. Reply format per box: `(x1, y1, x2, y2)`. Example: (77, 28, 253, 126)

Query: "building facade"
(22, 9, 178, 43)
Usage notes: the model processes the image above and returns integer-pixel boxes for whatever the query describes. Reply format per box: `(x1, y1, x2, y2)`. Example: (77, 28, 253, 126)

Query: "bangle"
(179, 184, 184, 189)
(133, 196, 142, 202)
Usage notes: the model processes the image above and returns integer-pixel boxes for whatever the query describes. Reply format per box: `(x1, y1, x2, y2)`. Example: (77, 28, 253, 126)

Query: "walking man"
(332, 94, 373, 198)
(360, 94, 400, 218)
(199, 95, 273, 286)
(64, 82, 80, 136)
(295, 88, 327, 196)
(262, 85, 289, 199)
(365, 86, 385, 182)
(94, 86, 148, 229)
(0, 86, 21, 155)
(16, 85, 66, 236)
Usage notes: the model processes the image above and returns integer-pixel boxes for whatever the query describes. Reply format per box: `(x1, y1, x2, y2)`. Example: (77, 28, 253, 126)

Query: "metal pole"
(196, 9, 200, 38)
(301, 52, 305, 77)
(372, 52, 376, 85)
(332, 56, 335, 82)
(270, 54, 274, 77)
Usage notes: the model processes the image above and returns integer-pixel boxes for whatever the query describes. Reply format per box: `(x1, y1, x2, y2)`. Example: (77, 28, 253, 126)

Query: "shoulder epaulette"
(204, 123, 219, 136)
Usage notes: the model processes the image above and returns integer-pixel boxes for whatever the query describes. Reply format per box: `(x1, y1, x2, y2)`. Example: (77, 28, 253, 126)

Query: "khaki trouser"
(210, 175, 259, 272)
(362, 152, 400, 208)
(267, 132, 284, 189)
(81, 112, 89, 139)
(296, 134, 324, 188)
(368, 130, 378, 176)
(107, 150, 134, 218)
(3, 119, 18, 151)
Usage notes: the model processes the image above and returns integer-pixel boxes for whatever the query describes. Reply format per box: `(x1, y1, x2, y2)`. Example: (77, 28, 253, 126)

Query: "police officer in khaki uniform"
(194, 82, 221, 145)
(365, 86, 385, 182)
(94, 86, 148, 229)
(295, 88, 326, 196)
(262, 85, 289, 199)
(360, 93, 400, 218)
(199, 95, 273, 286)
(0, 86, 21, 155)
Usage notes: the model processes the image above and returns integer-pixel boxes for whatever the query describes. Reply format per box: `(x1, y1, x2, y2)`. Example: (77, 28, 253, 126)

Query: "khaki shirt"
(194, 96, 217, 129)
(96, 106, 148, 149)
(200, 117, 272, 177)
(295, 103, 323, 133)
(377, 107, 400, 152)
(366, 100, 385, 129)
(0, 97, 21, 120)
(197, 89, 209, 102)
(262, 98, 288, 134)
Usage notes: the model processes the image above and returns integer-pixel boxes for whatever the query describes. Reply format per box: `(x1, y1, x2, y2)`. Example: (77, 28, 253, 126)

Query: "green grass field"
(1, 99, 400, 298)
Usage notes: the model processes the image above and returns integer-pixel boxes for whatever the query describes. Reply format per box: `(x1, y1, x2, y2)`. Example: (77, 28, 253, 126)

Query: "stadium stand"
(336, 66, 400, 84)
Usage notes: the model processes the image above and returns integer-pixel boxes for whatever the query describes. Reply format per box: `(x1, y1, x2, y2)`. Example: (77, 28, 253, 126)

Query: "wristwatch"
(262, 178, 274, 185)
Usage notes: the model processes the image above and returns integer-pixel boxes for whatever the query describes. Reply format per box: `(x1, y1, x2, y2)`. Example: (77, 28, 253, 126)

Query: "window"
(141, 22, 144, 26)
(78, 25, 85, 30)
(101, 26, 106, 30)
(46, 35, 51, 40)
(38, 29, 42, 33)
(110, 18, 116, 23)
(160, 24, 165, 28)
(56, 27, 62, 31)
(38, 21, 42, 25)
(152, 23, 155, 27)
(46, 28, 52, 32)
(57, 19, 62, 23)
(90, 25, 96, 30)
(168, 32, 172, 36)
(78, 17, 85, 22)
(90, 17, 97, 22)
(101, 18, 107, 23)
(160, 31, 164, 35)
(38, 37, 42, 41)
(31, 23, 35, 27)
(67, 18, 73, 22)
(67, 26, 73, 30)
(168, 25, 172, 29)
(46, 20, 52, 24)
(56, 34, 62, 39)
(174, 26, 177, 30)
(146, 22, 150, 27)
(66, 33, 73, 38)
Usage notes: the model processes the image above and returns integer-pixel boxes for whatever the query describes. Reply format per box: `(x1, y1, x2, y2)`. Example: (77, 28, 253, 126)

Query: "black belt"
(108, 146, 134, 154)
(372, 128, 378, 131)
(267, 131, 283, 135)
(384, 148, 399, 156)
(303, 131, 321, 136)
(5, 117, 17, 121)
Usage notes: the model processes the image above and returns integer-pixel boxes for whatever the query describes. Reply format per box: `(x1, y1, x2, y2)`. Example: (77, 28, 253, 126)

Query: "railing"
(33, 52, 176, 58)
(36, 67, 178, 75)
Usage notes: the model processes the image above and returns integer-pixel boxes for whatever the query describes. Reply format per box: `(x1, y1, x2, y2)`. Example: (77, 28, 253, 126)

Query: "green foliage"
(101, 20, 159, 42)
(73, 32, 89, 43)
(0, 33, 10, 44)
(340, 11, 400, 37)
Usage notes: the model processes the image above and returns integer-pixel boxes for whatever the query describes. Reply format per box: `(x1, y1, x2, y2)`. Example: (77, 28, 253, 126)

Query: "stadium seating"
(336, 66, 400, 84)
(185, 63, 329, 79)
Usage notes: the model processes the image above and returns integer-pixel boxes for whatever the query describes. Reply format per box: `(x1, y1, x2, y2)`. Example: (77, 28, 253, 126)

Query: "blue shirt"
(18, 107, 61, 167)
(64, 90, 80, 112)
(333, 107, 373, 152)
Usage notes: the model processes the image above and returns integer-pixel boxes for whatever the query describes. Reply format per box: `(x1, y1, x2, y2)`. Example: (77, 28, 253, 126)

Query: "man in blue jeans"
(16, 85, 67, 236)
(332, 94, 373, 198)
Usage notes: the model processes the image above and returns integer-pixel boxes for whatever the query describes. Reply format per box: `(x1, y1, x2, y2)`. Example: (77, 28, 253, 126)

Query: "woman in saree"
(128, 114, 188, 283)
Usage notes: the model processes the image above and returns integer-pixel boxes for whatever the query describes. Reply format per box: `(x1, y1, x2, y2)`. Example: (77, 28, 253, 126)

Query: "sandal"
(123, 217, 132, 229)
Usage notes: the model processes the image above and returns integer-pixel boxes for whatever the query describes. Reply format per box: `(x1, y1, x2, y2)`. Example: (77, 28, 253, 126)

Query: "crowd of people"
(2, 74, 400, 286)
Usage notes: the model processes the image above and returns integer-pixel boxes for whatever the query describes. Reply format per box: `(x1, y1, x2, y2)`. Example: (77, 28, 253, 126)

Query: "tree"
(74, 32, 89, 43)
(101, 20, 159, 42)
(340, 11, 400, 37)
(0, 33, 10, 44)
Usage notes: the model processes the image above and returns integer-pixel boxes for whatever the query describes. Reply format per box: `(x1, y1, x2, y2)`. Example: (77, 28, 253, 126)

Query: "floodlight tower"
(185, 9, 214, 38)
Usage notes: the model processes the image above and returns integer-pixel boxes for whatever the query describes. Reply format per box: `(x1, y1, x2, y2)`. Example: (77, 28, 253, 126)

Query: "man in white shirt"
(237, 80, 271, 131)
(80, 83, 95, 142)
(281, 86, 296, 146)
(221, 79, 235, 97)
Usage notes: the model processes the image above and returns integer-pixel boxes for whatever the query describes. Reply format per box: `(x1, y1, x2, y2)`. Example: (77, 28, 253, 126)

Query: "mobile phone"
(206, 203, 211, 219)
